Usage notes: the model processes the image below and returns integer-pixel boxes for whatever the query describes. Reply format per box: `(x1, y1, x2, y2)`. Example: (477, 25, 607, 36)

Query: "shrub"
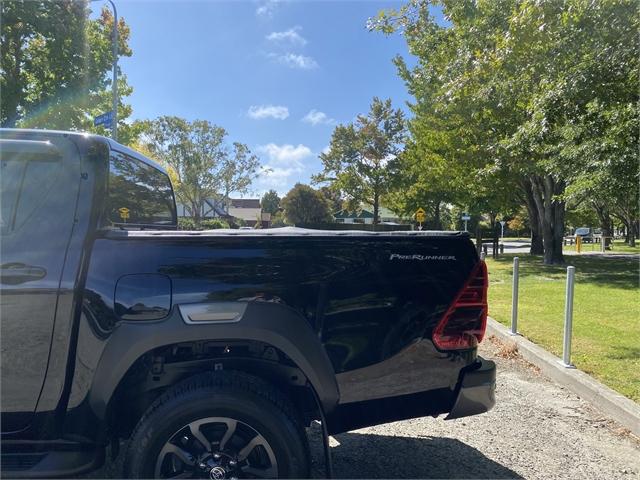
(200, 218, 230, 230)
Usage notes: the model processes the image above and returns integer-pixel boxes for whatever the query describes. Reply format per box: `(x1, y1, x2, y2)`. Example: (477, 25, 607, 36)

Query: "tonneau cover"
(107, 226, 467, 238)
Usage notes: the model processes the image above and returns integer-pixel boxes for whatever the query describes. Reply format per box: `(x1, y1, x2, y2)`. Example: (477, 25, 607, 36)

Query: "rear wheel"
(123, 371, 310, 479)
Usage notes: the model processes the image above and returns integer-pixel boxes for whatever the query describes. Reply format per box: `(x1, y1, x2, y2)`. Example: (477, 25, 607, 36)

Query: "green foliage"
(1, 1, 137, 142)
(177, 217, 197, 230)
(200, 218, 230, 230)
(319, 186, 343, 214)
(282, 184, 332, 225)
(141, 116, 259, 224)
(177, 217, 229, 230)
(313, 97, 405, 224)
(270, 211, 289, 227)
(260, 189, 281, 215)
(372, 0, 639, 262)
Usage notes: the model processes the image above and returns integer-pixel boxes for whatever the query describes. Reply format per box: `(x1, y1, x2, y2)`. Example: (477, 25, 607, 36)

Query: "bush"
(177, 217, 198, 230)
(178, 217, 230, 230)
(200, 219, 230, 230)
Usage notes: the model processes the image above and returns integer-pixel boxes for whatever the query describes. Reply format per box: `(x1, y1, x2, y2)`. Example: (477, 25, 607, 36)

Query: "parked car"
(1, 130, 495, 479)
(575, 227, 594, 243)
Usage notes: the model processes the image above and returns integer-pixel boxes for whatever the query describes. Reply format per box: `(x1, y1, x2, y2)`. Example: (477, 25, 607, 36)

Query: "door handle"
(0, 263, 47, 285)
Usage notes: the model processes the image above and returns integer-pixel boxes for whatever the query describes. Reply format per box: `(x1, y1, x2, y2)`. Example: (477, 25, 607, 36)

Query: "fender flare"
(88, 302, 339, 419)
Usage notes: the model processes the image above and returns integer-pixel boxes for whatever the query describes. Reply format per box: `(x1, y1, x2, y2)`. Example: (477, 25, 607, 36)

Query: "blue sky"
(97, 0, 443, 197)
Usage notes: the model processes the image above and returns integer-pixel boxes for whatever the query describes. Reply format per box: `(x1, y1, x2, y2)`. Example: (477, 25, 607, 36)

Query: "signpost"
(415, 208, 426, 231)
(461, 212, 471, 232)
(94, 111, 114, 129)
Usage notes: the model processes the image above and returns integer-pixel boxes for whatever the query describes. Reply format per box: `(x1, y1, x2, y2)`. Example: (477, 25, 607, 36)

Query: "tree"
(219, 142, 260, 209)
(313, 97, 405, 224)
(142, 116, 259, 225)
(319, 186, 343, 214)
(260, 190, 281, 215)
(1, 1, 138, 143)
(373, 0, 638, 264)
(281, 184, 332, 225)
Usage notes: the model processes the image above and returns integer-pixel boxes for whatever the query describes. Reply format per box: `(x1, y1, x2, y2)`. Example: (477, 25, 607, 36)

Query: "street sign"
(461, 213, 471, 221)
(415, 208, 427, 223)
(118, 207, 130, 222)
(94, 111, 114, 128)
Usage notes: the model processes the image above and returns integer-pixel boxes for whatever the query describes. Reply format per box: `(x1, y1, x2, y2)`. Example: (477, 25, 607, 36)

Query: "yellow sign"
(415, 208, 426, 223)
(118, 207, 130, 221)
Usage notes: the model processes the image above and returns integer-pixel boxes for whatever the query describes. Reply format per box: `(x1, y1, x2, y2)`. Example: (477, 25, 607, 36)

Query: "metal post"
(510, 257, 519, 335)
(109, 0, 118, 141)
(90, 0, 118, 140)
(480, 251, 486, 261)
(561, 266, 576, 367)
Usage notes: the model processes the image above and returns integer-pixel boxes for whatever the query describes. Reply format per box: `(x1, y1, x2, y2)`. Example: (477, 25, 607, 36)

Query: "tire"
(123, 370, 310, 479)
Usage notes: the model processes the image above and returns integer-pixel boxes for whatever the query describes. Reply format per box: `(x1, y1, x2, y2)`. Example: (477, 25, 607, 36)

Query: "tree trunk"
(521, 180, 544, 255)
(373, 192, 380, 225)
(627, 214, 636, 247)
(592, 201, 613, 249)
(530, 175, 565, 265)
(433, 201, 442, 230)
(192, 200, 201, 226)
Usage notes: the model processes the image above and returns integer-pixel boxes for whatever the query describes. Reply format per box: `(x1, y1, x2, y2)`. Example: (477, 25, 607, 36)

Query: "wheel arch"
(88, 302, 339, 428)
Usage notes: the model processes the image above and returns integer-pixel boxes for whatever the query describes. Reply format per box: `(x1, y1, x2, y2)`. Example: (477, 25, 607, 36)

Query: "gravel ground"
(90, 336, 640, 479)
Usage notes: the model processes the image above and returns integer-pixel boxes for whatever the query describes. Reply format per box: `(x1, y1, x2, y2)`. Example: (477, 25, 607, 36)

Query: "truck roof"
(112, 226, 468, 238)
(0, 128, 169, 175)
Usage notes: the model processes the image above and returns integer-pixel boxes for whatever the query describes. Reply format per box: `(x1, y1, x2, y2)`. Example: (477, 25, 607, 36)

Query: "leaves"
(313, 97, 406, 223)
(281, 184, 332, 225)
(1, 0, 136, 140)
(141, 116, 259, 223)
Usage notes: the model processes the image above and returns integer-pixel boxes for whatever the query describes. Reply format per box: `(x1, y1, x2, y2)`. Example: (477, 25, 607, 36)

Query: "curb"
(486, 317, 640, 437)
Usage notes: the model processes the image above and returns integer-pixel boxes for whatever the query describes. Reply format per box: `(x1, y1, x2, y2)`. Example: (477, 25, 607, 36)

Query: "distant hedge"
(177, 218, 230, 230)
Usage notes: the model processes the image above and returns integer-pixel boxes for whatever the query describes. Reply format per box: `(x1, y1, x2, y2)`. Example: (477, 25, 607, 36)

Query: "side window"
(1, 152, 61, 235)
(107, 152, 176, 227)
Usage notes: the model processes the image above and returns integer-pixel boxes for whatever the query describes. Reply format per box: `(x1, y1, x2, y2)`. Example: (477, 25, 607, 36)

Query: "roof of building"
(334, 209, 375, 219)
(231, 198, 261, 209)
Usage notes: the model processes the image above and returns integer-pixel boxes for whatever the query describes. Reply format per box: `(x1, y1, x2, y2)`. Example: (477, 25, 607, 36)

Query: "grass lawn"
(485, 253, 640, 402)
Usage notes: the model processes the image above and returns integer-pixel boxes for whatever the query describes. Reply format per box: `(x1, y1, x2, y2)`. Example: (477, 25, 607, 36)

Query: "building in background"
(177, 198, 270, 227)
(333, 206, 403, 225)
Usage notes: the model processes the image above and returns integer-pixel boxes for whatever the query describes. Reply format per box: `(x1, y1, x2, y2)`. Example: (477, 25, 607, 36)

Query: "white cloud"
(302, 109, 335, 126)
(256, 0, 280, 18)
(255, 143, 313, 194)
(266, 27, 307, 47)
(269, 52, 318, 70)
(256, 143, 312, 168)
(247, 104, 289, 120)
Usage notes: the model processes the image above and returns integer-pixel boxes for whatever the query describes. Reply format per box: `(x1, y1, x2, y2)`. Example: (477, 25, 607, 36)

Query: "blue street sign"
(94, 111, 114, 128)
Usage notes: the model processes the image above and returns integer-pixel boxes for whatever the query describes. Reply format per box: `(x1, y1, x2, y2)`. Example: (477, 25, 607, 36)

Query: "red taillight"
(432, 260, 488, 351)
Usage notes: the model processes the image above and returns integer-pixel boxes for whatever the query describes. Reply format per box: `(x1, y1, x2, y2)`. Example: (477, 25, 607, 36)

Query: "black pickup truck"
(0, 129, 495, 479)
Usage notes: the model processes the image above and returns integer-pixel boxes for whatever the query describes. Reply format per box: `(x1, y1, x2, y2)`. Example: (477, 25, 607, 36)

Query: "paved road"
(90, 337, 640, 479)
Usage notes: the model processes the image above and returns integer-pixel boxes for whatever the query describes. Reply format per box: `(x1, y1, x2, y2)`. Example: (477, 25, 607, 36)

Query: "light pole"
(91, 0, 118, 141)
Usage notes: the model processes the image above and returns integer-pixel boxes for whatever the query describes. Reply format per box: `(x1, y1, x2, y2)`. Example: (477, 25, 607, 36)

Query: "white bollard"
(511, 257, 519, 335)
(561, 266, 576, 368)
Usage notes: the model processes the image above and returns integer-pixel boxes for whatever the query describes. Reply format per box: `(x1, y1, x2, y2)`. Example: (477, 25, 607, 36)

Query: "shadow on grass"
(330, 432, 523, 479)
(490, 254, 639, 290)
(606, 346, 640, 361)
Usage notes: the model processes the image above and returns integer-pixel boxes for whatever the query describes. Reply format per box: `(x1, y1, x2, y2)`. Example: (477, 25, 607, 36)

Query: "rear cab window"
(106, 151, 177, 228)
(0, 139, 71, 236)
